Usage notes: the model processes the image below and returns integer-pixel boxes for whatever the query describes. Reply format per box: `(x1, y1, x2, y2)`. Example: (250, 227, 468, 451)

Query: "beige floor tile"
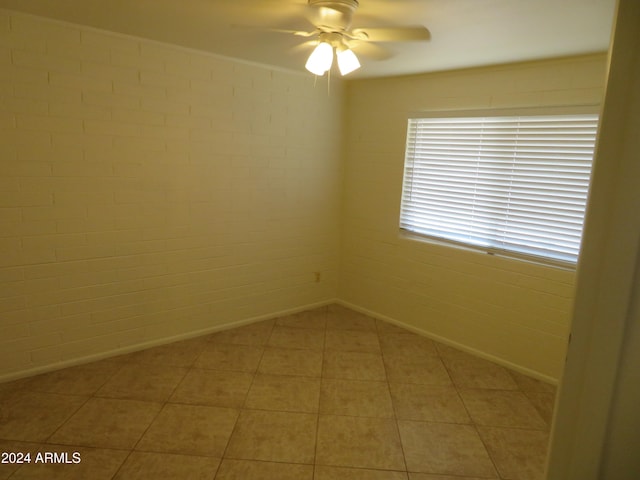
(389, 383, 470, 423)
(95, 363, 187, 402)
(379, 333, 439, 358)
(136, 403, 238, 456)
(398, 421, 497, 477)
(126, 337, 207, 368)
(383, 355, 451, 386)
(326, 310, 377, 332)
(525, 391, 556, 427)
(324, 330, 381, 353)
(320, 379, 394, 418)
(225, 410, 317, 464)
(316, 415, 405, 471)
(275, 307, 327, 330)
(267, 326, 325, 350)
(408, 474, 488, 480)
(195, 343, 264, 372)
(458, 389, 547, 429)
(478, 426, 550, 480)
(215, 459, 314, 479)
(258, 347, 323, 377)
(315, 466, 409, 480)
(322, 351, 387, 381)
(18, 361, 122, 396)
(113, 451, 220, 480)
(169, 369, 253, 408)
(49, 398, 162, 449)
(244, 374, 320, 413)
(437, 345, 518, 390)
(376, 319, 413, 335)
(0, 392, 86, 442)
(209, 320, 274, 346)
(509, 371, 557, 394)
(9, 445, 129, 480)
(0, 378, 28, 395)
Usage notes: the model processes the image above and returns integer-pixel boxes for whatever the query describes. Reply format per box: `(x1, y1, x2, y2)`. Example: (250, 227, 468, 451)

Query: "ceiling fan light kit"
(336, 45, 361, 75)
(282, 0, 431, 76)
(305, 31, 361, 76)
(305, 41, 334, 75)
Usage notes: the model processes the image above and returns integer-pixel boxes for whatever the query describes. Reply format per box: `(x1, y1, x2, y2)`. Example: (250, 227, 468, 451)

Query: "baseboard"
(335, 299, 559, 385)
(0, 298, 338, 384)
(2, 297, 558, 385)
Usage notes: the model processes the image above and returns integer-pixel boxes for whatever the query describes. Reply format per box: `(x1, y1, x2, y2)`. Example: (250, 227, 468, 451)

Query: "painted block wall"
(341, 55, 608, 380)
(0, 10, 344, 380)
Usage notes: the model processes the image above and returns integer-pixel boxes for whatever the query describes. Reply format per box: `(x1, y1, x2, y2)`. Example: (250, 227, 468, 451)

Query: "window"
(399, 109, 599, 265)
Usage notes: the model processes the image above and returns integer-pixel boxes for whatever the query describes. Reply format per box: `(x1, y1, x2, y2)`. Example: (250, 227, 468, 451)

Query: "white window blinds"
(400, 112, 599, 264)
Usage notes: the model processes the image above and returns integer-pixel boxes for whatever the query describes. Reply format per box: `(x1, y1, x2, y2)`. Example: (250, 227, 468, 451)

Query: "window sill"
(398, 229, 577, 272)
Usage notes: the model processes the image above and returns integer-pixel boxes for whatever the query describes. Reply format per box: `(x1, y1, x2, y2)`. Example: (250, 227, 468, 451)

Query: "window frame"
(399, 105, 600, 268)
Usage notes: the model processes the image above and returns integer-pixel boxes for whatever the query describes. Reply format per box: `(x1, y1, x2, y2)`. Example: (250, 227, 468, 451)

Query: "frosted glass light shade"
(337, 47, 361, 75)
(305, 42, 333, 75)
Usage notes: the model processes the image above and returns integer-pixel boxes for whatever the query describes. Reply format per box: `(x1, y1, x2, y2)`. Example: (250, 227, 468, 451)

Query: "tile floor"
(0, 304, 556, 479)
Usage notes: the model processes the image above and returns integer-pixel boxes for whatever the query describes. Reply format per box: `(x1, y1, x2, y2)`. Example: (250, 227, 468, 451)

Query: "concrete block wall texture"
(0, 10, 344, 380)
(341, 54, 608, 380)
(0, 9, 609, 382)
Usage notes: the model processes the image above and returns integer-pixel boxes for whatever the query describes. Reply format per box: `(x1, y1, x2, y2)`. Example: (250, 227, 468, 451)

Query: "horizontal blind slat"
(401, 113, 598, 263)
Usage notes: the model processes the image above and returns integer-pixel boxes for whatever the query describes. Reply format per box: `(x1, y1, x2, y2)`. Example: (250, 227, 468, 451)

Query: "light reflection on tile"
(398, 420, 497, 477)
(458, 388, 547, 429)
(478, 426, 550, 480)
(225, 410, 317, 464)
(390, 383, 470, 423)
(316, 415, 405, 470)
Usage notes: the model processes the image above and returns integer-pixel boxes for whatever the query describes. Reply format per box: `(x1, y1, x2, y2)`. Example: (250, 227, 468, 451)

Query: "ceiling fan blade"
(231, 24, 318, 37)
(274, 28, 318, 37)
(351, 26, 431, 42)
(290, 39, 319, 54)
(348, 41, 394, 61)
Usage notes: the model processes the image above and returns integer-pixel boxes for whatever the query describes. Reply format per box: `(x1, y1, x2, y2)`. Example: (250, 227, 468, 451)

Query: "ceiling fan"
(275, 0, 431, 76)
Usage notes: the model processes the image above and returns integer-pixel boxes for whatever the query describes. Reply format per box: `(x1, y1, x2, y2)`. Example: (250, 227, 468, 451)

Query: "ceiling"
(0, 0, 617, 79)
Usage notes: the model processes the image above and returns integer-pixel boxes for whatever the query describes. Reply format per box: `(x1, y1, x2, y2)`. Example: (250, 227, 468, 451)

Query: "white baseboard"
(0, 298, 337, 384)
(335, 299, 559, 385)
(2, 297, 557, 386)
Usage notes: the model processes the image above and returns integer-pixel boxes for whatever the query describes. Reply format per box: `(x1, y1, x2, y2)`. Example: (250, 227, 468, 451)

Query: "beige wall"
(341, 55, 608, 380)
(0, 11, 344, 380)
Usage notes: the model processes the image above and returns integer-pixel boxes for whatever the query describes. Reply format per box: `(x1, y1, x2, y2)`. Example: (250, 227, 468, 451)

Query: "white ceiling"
(0, 0, 617, 78)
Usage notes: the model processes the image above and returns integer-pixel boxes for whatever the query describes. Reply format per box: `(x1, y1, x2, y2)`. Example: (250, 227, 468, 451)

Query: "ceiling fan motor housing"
(308, 0, 359, 32)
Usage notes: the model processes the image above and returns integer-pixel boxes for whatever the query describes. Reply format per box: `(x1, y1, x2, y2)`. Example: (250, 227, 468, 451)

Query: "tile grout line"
(213, 316, 276, 478)
(112, 340, 210, 478)
(40, 358, 129, 444)
(376, 319, 411, 478)
(440, 348, 505, 480)
(312, 306, 329, 479)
